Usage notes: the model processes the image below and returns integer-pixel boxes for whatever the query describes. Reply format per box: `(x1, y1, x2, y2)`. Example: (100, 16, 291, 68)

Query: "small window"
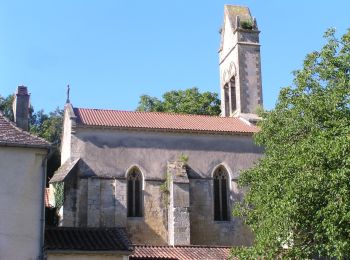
(213, 167, 229, 221)
(224, 84, 230, 116)
(127, 168, 143, 217)
(229, 77, 236, 112)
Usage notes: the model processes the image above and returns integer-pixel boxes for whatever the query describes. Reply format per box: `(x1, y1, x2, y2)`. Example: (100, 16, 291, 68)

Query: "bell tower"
(219, 5, 263, 121)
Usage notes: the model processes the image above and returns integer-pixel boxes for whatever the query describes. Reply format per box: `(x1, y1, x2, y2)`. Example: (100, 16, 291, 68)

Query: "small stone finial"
(66, 84, 70, 103)
(253, 17, 258, 29)
(235, 15, 240, 29)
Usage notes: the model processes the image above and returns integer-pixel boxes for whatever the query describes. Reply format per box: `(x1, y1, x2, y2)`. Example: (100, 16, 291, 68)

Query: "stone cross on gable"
(66, 84, 70, 103)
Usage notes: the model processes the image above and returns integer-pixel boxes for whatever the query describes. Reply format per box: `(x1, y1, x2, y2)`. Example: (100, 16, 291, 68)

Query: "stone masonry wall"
(127, 181, 167, 245)
(167, 161, 190, 245)
(71, 175, 168, 244)
(65, 128, 262, 246)
(189, 179, 253, 246)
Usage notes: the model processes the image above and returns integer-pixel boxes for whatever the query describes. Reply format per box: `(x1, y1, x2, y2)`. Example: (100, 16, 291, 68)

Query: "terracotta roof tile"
(131, 245, 234, 260)
(74, 108, 258, 135)
(0, 112, 50, 148)
(45, 188, 55, 208)
(45, 227, 132, 252)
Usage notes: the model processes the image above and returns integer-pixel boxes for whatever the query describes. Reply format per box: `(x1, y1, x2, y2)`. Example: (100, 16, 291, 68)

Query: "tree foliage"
(136, 87, 221, 116)
(30, 107, 63, 144)
(0, 94, 14, 121)
(233, 28, 350, 259)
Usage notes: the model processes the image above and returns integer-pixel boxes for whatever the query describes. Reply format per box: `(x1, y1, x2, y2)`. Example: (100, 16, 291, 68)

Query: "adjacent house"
(0, 86, 50, 259)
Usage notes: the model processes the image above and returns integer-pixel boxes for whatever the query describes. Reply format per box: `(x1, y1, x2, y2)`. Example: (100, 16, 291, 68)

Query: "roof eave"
(74, 124, 258, 136)
(46, 249, 134, 254)
(0, 142, 51, 150)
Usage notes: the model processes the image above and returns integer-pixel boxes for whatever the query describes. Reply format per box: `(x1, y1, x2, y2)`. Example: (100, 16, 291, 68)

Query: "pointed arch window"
(224, 84, 230, 116)
(229, 76, 236, 113)
(213, 167, 229, 221)
(127, 168, 143, 217)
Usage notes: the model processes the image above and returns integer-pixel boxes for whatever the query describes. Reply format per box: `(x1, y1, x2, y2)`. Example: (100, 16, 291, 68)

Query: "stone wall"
(167, 161, 190, 245)
(64, 176, 168, 244)
(127, 180, 168, 244)
(189, 179, 253, 245)
(61, 128, 262, 245)
(219, 6, 263, 116)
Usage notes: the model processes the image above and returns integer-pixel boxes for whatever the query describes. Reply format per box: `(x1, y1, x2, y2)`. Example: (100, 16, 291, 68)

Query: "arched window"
(229, 76, 236, 113)
(127, 167, 143, 217)
(213, 167, 229, 221)
(224, 84, 230, 116)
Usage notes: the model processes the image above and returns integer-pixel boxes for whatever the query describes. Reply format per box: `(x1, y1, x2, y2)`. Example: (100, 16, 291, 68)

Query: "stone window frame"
(223, 76, 237, 117)
(212, 164, 231, 222)
(126, 166, 144, 218)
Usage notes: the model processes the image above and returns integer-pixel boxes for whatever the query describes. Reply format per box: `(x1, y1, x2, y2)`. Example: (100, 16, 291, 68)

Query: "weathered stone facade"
(57, 114, 263, 245)
(219, 5, 263, 121)
(53, 5, 264, 247)
(167, 161, 190, 245)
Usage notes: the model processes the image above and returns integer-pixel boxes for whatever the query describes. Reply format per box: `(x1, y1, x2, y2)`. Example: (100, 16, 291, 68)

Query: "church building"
(48, 5, 263, 259)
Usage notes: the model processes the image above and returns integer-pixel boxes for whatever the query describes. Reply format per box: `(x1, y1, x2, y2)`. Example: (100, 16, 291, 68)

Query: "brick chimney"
(12, 86, 30, 131)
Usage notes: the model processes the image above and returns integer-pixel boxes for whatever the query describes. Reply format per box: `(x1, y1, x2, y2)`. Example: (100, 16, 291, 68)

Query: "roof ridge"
(0, 111, 50, 146)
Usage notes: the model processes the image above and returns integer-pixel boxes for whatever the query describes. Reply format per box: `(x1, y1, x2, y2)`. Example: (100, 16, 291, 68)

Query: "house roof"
(45, 227, 132, 252)
(130, 245, 234, 260)
(73, 107, 259, 135)
(0, 112, 50, 149)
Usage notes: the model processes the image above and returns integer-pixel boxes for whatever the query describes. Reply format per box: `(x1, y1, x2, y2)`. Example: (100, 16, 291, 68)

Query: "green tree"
(30, 108, 63, 185)
(0, 94, 14, 121)
(136, 87, 221, 116)
(233, 29, 350, 259)
(30, 107, 63, 144)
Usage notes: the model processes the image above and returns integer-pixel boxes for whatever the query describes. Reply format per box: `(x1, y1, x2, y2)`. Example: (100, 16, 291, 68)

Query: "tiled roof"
(45, 188, 55, 208)
(73, 108, 259, 134)
(131, 245, 234, 260)
(0, 112, 50, 148)
(45, 227, 132, 252)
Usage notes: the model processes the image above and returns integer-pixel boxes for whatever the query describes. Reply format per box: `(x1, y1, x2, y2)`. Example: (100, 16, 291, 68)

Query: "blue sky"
(0, 1, 349, 113)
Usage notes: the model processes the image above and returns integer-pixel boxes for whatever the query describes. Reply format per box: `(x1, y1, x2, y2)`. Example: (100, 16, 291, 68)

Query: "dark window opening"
(127, 168, 143, 217)
(224, 84, 230, 116)
(214, 167, 229, 221)
(229, 77, 236, 113)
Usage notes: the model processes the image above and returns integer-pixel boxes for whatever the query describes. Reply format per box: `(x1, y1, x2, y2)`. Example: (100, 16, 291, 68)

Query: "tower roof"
(224, 5, 253, 30)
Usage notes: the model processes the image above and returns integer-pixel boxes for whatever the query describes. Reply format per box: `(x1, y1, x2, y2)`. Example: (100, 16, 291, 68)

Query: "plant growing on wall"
(178, 153, 189, 165)
(53, 182, 64, 210)
(160, 172, 171, 208)
(240, 19, 253, 30)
